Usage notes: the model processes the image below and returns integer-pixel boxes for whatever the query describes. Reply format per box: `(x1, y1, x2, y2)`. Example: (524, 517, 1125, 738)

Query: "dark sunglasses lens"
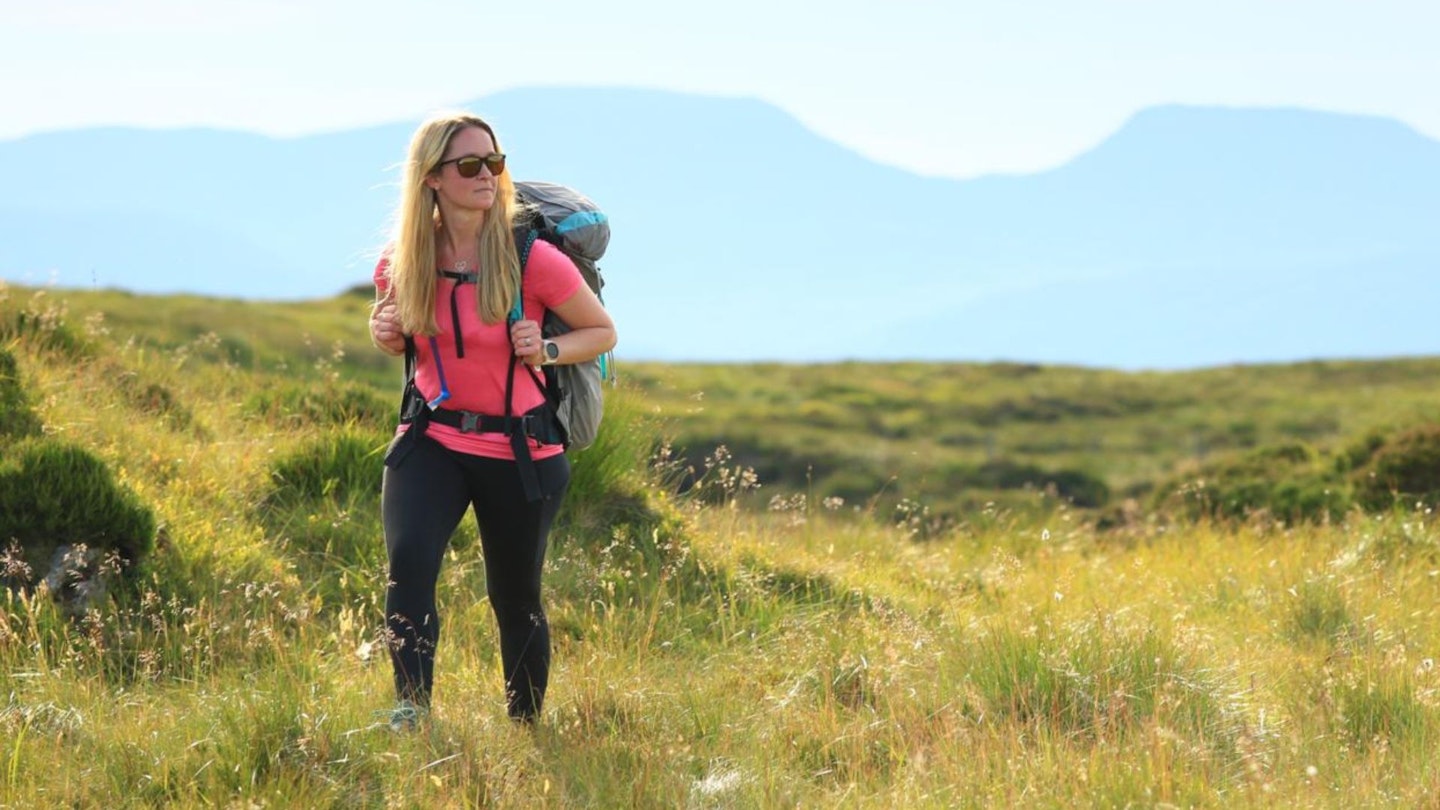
(451, 155, 505, 178)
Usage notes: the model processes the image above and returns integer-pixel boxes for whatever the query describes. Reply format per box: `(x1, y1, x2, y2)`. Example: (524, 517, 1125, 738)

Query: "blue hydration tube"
(426, 336, 450, 409)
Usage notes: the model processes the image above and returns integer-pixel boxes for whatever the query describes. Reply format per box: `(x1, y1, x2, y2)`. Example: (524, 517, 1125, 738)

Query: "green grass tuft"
(266, 430, 389, 507)
(0, 346, 43, 444)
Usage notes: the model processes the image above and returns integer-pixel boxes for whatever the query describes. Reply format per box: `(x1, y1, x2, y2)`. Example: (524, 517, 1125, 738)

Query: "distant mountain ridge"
(2, 88, 1437, 368)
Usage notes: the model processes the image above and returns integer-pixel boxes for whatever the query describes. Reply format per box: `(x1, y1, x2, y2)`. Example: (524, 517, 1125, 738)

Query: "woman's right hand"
(370, 301, 406, 356)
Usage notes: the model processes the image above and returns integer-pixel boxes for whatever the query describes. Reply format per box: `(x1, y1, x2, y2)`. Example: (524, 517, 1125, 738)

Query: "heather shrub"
(1152, 442, 1351, 523)
(1350, 424, 1440, 511)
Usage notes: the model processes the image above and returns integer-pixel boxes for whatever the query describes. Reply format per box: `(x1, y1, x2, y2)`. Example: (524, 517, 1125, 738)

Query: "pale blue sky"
(2, 0, 1435, 178)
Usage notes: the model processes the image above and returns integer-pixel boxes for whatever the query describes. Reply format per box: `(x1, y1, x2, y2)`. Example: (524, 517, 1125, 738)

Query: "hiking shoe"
(376, 699, 427, 732)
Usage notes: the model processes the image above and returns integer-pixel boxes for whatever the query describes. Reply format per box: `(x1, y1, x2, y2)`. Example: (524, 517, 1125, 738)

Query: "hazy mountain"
(1, 88, 1437, 367)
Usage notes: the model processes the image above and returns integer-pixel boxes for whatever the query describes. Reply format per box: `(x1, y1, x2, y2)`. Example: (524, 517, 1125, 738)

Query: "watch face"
(545, 341, 560, 360)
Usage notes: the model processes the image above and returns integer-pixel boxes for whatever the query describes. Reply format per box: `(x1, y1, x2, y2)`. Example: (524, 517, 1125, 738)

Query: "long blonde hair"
(384, 112, 520, 334)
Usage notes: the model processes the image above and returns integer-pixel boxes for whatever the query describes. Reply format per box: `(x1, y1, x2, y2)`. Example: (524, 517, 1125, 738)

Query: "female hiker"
(367, 111, 616, 729)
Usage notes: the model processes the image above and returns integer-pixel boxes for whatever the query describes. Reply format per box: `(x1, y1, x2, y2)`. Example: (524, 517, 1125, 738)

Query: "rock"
(41, 544, 112, 617)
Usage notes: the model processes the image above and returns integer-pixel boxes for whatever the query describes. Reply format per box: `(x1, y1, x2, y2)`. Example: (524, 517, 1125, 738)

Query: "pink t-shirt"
(375, 239, 584, 461)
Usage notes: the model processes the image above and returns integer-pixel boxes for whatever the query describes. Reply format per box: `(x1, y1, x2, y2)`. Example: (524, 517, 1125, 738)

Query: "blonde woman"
(368, 112, 616, 729)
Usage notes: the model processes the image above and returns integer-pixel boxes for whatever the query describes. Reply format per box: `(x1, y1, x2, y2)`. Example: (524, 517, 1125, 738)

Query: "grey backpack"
(513, 180, 612, 450)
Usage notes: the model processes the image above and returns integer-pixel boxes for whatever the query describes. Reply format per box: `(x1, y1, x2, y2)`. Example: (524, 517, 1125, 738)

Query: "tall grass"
(3, 286, 1440, 806)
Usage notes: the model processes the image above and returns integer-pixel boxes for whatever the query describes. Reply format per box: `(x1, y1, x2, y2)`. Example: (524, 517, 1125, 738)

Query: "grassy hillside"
(16, 283, 1440, 519)
(626, 357, 1440, 520)
(3, 282, 1440, 806)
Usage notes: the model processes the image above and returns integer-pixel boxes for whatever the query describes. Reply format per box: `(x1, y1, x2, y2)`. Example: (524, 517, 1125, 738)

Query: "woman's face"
(427, 125, 499, 213)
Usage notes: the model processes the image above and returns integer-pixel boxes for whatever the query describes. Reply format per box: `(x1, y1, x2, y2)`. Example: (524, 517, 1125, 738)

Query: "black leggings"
(381, 434, 569, 719)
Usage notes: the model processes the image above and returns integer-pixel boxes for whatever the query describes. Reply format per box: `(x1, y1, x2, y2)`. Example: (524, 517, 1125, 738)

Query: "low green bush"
(0, 438, 156, 586)
(1351, 424, 1440, 511)
(565, 387, 657, 527)
(941, 459, 1111, 508)
(1336, 428, 1389, 473)
(1152, 442, 1352, 524)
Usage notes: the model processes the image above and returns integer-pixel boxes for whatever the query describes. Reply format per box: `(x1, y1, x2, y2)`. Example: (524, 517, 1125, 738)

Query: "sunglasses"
(436, 153, 507, 178)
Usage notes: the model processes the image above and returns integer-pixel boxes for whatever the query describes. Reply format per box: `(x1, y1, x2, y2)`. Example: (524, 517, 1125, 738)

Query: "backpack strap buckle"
(400, 392, 424, 422)
(506, 413, 531, 438)
(460, 411, 481, 433)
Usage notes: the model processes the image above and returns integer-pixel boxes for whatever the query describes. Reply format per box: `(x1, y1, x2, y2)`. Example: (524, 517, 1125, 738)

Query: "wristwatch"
(541, 339, 560, 365)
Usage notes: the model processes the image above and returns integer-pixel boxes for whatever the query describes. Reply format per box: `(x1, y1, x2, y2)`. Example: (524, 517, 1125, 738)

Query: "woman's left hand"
(510, 319, 544, 363)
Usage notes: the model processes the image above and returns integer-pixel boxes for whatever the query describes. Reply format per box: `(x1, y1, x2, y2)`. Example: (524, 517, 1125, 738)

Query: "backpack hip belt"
(387, 396, 563, 501)
(413, 402, 565, 445)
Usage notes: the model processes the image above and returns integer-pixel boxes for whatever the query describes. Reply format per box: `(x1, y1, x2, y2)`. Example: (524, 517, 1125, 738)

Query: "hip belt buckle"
(509, 413, 532, 438)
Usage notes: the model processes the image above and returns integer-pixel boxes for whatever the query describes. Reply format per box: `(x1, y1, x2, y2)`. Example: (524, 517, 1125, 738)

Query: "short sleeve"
(525, 240, 585, 309)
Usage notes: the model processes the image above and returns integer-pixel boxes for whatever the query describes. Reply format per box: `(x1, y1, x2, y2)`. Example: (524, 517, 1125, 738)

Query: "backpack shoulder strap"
(503, 226, 557, 497)
(504, 227, 541, 421)
(509, 227, 538, 326)
(505, 226, 567, 445)
(399, 334, 421, 419)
